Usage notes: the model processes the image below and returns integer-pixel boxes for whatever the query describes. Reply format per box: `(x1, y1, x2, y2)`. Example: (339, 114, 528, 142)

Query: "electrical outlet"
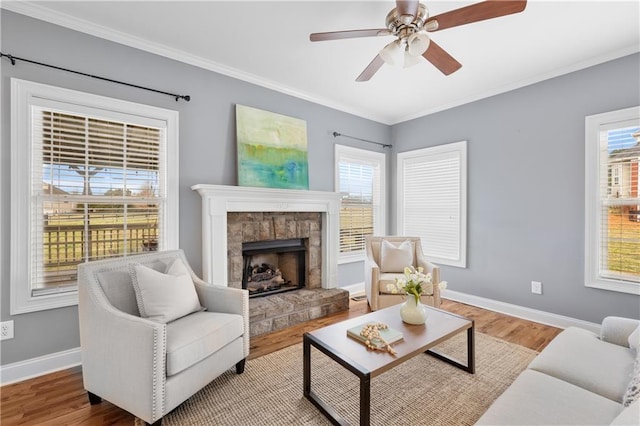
(1, 320, 14, 340)
(531, 281, 543, 295)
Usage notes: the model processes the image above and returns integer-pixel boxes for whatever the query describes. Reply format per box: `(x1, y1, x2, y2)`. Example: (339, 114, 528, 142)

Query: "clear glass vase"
(400, 296, 427, 325)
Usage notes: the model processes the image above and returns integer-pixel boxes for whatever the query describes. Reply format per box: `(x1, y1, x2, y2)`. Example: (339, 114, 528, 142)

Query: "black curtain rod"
(0, 52, 191, 102)
(332, 131, 392, 148)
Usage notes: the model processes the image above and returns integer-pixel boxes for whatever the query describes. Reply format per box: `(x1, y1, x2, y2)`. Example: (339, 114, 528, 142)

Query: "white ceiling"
(4, 1, 639, 124)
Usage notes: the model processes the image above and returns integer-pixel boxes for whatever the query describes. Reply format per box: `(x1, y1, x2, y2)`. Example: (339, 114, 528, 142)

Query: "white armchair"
(77, 249, 249, 425)
(365, 236, 441, 311)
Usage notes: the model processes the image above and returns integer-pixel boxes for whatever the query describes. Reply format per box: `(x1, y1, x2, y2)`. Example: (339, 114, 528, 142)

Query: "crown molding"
(396, 44, 640, 124)
(3, 2, 638, 126)
(1, 1, 392, 125)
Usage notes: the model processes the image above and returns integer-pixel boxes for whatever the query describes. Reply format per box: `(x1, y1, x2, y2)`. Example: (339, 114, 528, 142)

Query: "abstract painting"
(236, 105, 309, 189)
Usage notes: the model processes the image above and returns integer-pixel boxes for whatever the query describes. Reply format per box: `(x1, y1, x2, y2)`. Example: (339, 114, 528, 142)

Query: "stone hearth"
(249, 288, 348, 337)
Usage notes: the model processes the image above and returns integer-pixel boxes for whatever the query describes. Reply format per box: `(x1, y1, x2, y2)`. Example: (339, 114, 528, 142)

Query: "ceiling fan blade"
(356, 55, 385, 82)
(396, 0, 419, 22)
(422, 40, 462, 75)
(310, 29, 390, 42)
(426, 0, 527, 32)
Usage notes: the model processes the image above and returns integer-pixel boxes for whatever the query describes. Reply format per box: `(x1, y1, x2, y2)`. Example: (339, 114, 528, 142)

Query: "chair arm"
(193, 281, 248, 317)
(600, 316, 640, 347)
(416, 252, 442, 306)
(364, 247, 381, 309)
(79, 282, 166, 423)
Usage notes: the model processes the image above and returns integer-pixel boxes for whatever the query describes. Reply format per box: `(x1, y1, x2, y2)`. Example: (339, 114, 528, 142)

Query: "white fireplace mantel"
(191, 184, 341, 289)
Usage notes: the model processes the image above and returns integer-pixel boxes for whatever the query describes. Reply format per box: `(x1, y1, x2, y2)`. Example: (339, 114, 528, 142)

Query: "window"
(397, 141, 467, 268)
(11, 79, 179, 314)
(585, 106, 640, 295)
(335, 145, 386, 263)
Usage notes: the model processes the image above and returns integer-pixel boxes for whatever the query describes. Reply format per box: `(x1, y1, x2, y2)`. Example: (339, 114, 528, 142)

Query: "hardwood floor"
(0, 299, 562, 425)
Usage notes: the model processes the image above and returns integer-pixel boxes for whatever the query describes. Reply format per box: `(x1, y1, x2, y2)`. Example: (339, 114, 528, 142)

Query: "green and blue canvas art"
(236, 105, 309, 190)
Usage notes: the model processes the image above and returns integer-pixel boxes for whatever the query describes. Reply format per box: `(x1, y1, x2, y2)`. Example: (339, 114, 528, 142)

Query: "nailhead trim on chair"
(151, 326, 167, 421)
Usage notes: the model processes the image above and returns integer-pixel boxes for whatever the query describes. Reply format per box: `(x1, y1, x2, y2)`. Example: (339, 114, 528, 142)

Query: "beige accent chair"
(77, 250, 249, 425)
(364, 236, 441, 311)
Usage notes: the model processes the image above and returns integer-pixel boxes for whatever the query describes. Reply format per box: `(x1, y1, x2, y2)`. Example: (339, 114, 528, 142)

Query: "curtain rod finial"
(0, 53, 16, 65)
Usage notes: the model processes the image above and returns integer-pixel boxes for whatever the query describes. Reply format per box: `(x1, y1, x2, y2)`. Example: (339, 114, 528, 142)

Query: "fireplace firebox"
(242, 238, 306, 298)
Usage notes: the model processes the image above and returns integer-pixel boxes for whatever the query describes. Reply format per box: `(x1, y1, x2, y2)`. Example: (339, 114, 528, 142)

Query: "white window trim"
(334, 144, 386, 264)
(585, 106, 640, 295)
(397, 141, 467, 268)
(10, 78, 180, 314)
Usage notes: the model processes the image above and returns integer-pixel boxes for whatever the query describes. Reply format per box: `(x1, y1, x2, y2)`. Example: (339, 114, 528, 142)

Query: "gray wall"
(2, 9, 638, 368)
(0, 10, 389, 365)
(391, 52, 640, 324)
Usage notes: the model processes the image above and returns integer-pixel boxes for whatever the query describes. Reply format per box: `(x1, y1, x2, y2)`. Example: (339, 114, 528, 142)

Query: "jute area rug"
(141, 332, 537, 425)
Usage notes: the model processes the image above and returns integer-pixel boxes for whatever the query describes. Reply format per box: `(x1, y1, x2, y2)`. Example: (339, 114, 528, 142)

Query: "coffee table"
(303, 303, 474, 425)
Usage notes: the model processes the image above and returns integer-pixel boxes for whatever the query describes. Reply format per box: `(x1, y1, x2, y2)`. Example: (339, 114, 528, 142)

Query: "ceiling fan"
(310, 0, 527, 81)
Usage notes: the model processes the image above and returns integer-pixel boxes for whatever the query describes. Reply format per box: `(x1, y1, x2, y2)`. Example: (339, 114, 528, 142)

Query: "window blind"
(597, 123, 640, 283)
(398, 141, 467, 267)
(338, 162, 375, 253)
(335, 145, 385, 258)
(33, 109, 164, 292)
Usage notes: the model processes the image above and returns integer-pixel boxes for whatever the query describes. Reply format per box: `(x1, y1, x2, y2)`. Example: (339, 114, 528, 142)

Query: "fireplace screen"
(242, 239, 306, 297)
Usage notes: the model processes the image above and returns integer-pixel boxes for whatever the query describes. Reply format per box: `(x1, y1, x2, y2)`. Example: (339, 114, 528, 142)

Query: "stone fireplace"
(227, 212, 322, 292)
(192, 184, 349, 336)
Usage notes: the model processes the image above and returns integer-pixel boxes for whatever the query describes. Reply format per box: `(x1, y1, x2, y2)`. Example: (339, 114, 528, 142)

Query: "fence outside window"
(40, 214, 158, 289)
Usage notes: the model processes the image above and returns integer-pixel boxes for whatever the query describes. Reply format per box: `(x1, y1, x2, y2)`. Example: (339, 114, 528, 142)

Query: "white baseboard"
(443, 289, 601, 334)
(0, 347, 81, 386)
(341, 282, 365, 297)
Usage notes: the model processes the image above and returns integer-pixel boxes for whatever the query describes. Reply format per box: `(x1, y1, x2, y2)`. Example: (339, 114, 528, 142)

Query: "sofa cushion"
(528, 326, 634, 402)
(380, 240, 413, 273)
(475, 369, 623, 425)
(130, 259, 203, 324)
(611, 399, 640, 425)
(165, 311, 244, 376)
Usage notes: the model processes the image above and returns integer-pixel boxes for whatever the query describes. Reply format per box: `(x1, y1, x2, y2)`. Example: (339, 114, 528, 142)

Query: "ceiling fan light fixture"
(379, 40, 404, 66)
(404, 49, 422, 68)
(407, 31, 430, 56)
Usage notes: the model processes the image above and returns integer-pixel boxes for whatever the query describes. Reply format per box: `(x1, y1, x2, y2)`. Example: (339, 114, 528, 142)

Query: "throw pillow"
(623, 350, 640, 407)
(130, 258, 203, 324)
(628, 325, 640, 351)
(380, 240, 414, 273)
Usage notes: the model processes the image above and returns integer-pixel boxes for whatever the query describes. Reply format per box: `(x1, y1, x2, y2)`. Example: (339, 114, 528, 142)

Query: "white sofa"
(476, 316, 640, 425)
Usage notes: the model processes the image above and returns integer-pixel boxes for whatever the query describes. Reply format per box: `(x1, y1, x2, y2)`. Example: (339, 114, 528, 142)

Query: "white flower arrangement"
(387, 266, 448, 304)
